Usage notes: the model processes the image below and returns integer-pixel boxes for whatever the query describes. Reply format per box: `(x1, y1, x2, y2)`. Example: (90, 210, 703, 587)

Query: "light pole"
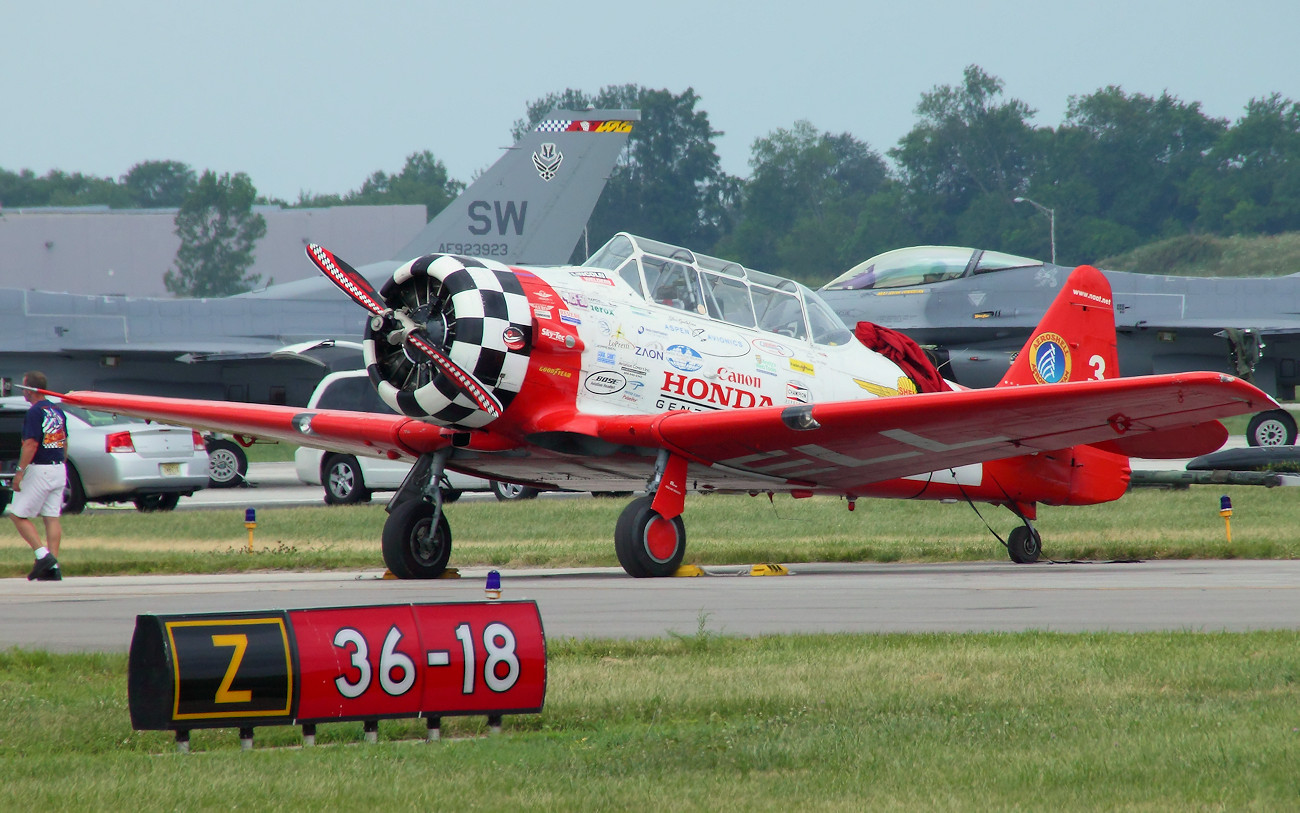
(1013, 196, 1056, 265)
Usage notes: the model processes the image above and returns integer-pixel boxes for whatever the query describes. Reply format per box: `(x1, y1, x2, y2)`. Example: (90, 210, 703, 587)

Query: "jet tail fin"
(998, 265, 1119, 387)
(394, 108, 640, 265)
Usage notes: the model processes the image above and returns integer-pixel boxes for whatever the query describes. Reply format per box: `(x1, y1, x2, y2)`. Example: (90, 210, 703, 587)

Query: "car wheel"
(323, 455, 371, 505)
(0, 489, 10, 514)
(133, 493, 181, 512)
(206, 438, 248, 488)
(490, 480, 540, 501)
(63, 464, 86, 515)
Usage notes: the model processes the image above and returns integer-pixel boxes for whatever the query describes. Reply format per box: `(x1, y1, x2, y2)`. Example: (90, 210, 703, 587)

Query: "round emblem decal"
(502, 326, 526, 351)
(1029, 332, 1070, 384)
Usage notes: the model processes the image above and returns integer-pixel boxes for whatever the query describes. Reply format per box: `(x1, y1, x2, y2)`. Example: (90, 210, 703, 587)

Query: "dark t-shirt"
(23, 399, 67, 465)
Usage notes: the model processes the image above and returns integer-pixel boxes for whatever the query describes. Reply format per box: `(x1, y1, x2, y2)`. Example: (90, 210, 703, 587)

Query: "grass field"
(2, 631, 1296, 809)
(3, 483, 1295, 579)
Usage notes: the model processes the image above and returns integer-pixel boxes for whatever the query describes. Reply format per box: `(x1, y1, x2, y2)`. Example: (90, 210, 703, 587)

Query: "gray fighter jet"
(0, 108, 638, 482)
(819, 245, 1300, 446)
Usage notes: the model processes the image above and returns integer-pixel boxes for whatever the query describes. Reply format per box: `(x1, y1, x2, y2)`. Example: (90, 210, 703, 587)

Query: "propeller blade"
(405, 331, 503, 419)
(305, 243, 386, 315)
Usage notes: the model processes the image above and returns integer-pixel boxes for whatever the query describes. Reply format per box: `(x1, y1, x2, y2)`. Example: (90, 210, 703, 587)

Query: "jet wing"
(588, 372, 1273, 491)
(52, 390, 451, 461)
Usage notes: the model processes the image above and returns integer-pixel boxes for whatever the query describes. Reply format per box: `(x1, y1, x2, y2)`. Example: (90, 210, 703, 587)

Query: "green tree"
(1190, 93, 1300, 235)
(718, 121, 889, 280)
(890, 65, 1042, 226)
(1052, 86, 1225, 241)
(165, 171, 267, 297)
(294, 151, 463, 221)
(121, 160, 196, 208)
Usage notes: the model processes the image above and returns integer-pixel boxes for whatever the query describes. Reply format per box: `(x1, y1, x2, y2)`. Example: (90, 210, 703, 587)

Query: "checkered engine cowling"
(365, 254, 532, 430)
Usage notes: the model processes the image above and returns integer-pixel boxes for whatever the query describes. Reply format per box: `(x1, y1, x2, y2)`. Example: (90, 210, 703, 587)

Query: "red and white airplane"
(51, 233, 1273, 578)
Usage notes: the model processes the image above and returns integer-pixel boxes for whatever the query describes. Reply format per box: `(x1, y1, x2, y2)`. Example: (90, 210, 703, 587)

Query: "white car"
(293, 371, 540, 505)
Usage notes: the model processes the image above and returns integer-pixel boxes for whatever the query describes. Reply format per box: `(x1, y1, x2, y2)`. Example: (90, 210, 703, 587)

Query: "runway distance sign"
(128, 601, 546, 732)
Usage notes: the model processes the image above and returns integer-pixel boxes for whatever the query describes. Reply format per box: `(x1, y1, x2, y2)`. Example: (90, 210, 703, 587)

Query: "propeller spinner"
(305, 243, 503, 421)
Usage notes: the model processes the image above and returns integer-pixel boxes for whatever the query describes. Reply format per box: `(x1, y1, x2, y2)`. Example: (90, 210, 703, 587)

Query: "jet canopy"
(583, 233, 853, 346)
(820, 246, 1042, 292)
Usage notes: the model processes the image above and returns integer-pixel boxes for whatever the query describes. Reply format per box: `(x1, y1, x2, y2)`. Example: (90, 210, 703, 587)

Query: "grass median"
(2, 631, 1296, 808)
(4, 484, 1296, 578)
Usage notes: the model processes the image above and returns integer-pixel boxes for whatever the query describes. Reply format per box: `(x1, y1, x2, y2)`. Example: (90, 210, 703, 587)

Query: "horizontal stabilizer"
(1090, 420, 1228, 459)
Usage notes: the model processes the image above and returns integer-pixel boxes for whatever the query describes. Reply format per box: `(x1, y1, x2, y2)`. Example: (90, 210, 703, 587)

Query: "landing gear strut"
(381, 450, 453, 579)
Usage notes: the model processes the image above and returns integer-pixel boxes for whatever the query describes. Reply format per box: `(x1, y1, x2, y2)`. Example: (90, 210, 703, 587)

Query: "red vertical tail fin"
(998, 265, 1119, 387)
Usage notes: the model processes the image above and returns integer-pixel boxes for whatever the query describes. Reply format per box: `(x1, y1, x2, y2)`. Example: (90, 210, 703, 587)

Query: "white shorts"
(11, 463, 67, 519)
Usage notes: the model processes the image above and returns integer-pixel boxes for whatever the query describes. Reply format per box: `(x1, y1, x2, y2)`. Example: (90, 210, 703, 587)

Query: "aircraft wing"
(52, 390, 450, 462)
(587, 372, 1273, 491)
(53, 371, 1270, 492)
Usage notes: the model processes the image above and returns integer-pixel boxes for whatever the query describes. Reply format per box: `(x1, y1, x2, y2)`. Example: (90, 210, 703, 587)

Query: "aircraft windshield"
(583, 233, 853, 345)
(820, 246, 1041, 291)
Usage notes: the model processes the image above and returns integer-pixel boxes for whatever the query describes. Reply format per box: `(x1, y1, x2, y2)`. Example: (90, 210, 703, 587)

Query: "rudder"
(998, 265, 1118, 387)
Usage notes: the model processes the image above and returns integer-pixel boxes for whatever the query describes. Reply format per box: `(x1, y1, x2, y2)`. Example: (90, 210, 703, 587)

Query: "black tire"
(322, 455, 370, 505)
(439, 487, 462, 503)
(133, 493, 181, 512)
(491, 480, 540, 501)
(1246, 409, 1297, 447)
(1007, 525, 1042, 564)
(0, 489, 11, 514)
(206, 438, 248, 488)
(594, 491, 634, 498)
(63, 464, 86, 515)
(613, 495, 687, 578)
(381, 500, 452, 579)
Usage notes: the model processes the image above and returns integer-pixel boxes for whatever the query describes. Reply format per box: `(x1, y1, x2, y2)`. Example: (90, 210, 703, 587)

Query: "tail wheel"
(381, 500, 452, 579)
(614, 495, 686, 578)
(1007, 525, 1042, 564)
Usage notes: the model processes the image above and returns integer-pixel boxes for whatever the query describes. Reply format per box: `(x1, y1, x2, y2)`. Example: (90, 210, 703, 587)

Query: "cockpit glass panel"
(972, 249, 1042, 274)
(821, 246, 976, 290)
(802, 286, 853, 346)
(615, 259, 645, 298)
(648, 259, 705, 315)
(583, 234, 634, 271)
(752, 287, 807, 340)
(702, 273, 755, 327)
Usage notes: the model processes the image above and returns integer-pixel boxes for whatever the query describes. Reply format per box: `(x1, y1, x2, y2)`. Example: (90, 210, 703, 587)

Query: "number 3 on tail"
(1089, 355, 1106, 380)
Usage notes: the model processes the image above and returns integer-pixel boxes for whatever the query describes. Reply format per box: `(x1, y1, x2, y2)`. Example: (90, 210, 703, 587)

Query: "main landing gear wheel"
(614, 495, 687, 578)
(206, 438, 248, 488)
(1007, 525, 1042, 564)
(381, 500, 452, 579)
(1246, 409, 1297, 446)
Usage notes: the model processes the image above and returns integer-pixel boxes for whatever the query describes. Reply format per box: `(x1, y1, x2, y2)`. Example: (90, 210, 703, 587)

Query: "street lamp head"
(1013, 197, 1026, 203)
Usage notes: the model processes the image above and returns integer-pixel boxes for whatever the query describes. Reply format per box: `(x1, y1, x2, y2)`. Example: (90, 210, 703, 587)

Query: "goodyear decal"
(1030, 332, 1071, 384)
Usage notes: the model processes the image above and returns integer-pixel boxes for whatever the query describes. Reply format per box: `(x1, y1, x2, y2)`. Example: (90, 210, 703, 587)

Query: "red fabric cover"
(853, 321, 950, 393)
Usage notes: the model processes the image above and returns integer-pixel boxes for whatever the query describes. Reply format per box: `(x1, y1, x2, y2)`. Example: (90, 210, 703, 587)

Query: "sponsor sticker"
(785, 382, 811, 404)
(597, 350, 617, 366)
(1029, 332, 1071, 384)
(666, 344, 703, 373)
(751, 338, 793, 358)
(560, 310, 581, 326)
(503, 327, 526, 351)
(584, 371, 627, 395)
(532, 307, 552, 320)
(789, 358, 815, 376)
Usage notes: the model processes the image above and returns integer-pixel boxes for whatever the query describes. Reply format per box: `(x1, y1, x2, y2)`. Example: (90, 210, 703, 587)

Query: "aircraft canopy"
(820, 246, 1041, 292)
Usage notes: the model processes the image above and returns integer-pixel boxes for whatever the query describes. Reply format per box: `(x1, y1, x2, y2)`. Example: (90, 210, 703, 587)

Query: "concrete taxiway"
(3, 560, 1296, 653)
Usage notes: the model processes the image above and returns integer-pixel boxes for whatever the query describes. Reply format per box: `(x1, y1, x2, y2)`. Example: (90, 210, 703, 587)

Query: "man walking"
(10, 371, 66, 581)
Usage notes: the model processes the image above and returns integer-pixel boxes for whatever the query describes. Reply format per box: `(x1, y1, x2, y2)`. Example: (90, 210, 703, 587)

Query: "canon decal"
(584, 370, 627, 395)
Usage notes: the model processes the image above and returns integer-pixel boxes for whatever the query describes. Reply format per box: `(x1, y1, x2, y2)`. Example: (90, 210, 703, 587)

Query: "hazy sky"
(8, 1, 1300, 203)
